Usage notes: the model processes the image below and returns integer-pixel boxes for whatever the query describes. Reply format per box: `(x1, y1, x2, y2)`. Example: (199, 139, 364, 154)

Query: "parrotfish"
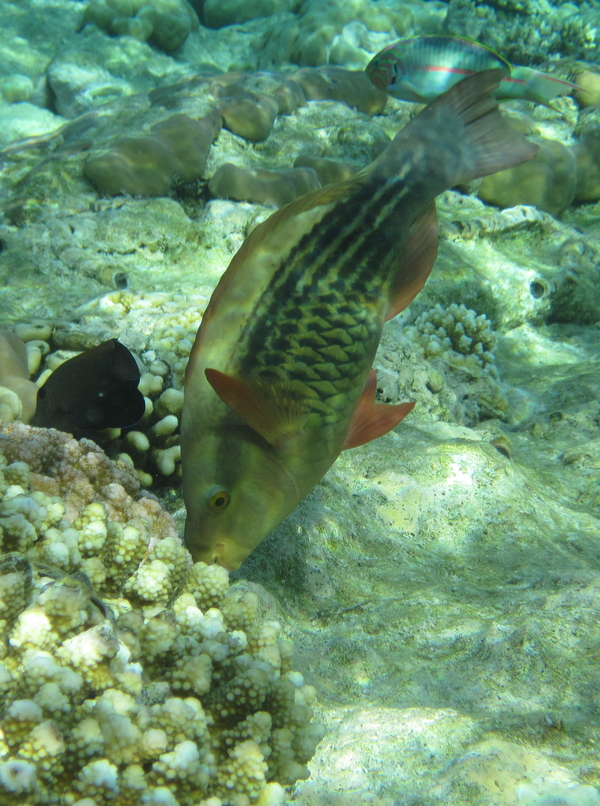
(181, 69, 538, 570)
(366, 35, 578, 108)
(31, 339, 145, 438)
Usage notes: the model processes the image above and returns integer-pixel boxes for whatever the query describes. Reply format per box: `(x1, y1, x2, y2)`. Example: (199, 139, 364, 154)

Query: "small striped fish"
(181, 69, 538, 570)
(367, 35, 578, 108)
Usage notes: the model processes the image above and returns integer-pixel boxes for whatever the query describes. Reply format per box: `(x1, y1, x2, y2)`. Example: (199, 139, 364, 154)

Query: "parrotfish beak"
(196, 538, 250, 571)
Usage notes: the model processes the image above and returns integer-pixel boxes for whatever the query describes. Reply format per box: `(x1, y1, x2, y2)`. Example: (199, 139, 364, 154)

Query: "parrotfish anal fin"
(205, 368, 312, 447)
(386, 202, 438, 321)
(342, 369, 415, 450)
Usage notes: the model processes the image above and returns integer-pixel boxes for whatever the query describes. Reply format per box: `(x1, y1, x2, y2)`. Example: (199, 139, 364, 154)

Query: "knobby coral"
(0, 424, 325, 805)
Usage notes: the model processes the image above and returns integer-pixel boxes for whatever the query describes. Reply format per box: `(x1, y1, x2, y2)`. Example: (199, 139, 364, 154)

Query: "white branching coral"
(0, 426, 324, 805)
(406, 303, 499, 377)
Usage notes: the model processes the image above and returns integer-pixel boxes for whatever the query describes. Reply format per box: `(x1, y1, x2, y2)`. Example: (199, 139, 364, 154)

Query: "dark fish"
(31, 339, 145, 438)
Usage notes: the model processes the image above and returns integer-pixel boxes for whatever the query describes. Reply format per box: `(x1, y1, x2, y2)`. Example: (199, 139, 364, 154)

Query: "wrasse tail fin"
(507, 66, 579, 106)
(342, 369, 415, 450)
(386, 202, 438, 321)
(205, 368, 312, 448)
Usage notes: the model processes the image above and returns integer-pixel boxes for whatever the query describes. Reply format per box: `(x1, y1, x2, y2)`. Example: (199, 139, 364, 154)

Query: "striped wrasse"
(366, 35, 578, 108)
(181, 69, 538, 570)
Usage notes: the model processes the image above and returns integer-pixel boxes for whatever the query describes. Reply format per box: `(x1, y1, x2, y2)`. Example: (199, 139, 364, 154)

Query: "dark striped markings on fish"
(181, 68, 538, 570)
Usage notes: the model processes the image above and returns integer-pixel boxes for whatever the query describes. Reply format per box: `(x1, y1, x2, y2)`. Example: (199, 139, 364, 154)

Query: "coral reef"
(202, 0, 294, 28)
(374, 304, 510, 425)
(0, 425, 324, 804)
(254, 0, 445, 69)
(405, 303, 499, 379)
(1, 8, 600, 801)
(572, 111, 600, 203)
(0, 332, 38, 424)
(445, 0, 600, 64)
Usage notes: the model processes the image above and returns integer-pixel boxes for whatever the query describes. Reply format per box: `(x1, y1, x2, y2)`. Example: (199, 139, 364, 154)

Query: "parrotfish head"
(182, 427, 300, 571)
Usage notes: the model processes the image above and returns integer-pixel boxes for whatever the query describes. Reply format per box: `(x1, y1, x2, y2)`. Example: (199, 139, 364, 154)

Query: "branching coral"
(405, 303, 499, 379)
(0, 426, 324, 804)
(376, 303, 510, 424)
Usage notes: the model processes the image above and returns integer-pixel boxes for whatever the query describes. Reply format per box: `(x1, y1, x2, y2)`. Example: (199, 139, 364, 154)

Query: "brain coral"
(0, 423, 325, 804)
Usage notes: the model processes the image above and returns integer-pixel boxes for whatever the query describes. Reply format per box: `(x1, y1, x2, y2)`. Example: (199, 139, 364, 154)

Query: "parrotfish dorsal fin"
(386, 202, 438, 321)
(342, 369, 415, 450)
(205, 368, 313, 448)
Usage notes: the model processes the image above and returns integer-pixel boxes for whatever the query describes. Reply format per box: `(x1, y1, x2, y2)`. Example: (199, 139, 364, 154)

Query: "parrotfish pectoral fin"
(386, 202, 438, 321)
(342, 369, 415, 450)
(205, 368, 311, 448)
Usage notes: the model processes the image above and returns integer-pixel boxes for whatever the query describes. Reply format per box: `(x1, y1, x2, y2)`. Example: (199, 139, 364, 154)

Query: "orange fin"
(342, 369, 415, 450)
(205, 368, 312, 447)
(386, 202, 439, 321)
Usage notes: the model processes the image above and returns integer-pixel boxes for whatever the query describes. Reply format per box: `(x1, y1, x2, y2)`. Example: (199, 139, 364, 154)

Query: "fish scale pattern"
(238, 176, 419, 427)
(250, 292, 378, 426)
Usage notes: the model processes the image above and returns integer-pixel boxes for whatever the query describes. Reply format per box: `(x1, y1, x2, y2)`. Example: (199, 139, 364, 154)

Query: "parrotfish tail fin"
(374, 68, 538, 187)
(343, 369, 415, 450)
(439, 68, 539, 182)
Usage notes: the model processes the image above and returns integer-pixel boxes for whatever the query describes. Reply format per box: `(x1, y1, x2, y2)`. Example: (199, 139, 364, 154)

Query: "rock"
(220, 93, 279, 142)
(46, 27, 190, 117)
(209, 163, 321, 206)
(84, 110, 221, 196)
(574, 68, 600, 107)
(293, 155, 359, 185)
(203, 0, 294, 28)
(0, 103, 64, 146)
(477, 137, 577, 217)
(0, 74, 34, 103)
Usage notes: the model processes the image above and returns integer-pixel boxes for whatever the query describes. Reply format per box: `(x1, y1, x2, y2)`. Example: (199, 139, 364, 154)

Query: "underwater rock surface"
(0, 0, 599, 803)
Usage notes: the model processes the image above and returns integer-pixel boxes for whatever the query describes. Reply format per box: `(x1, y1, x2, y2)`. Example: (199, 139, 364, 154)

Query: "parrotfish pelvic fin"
(386, 202, 438, 321)
(342, 369, 415, 451)
(205, 368, 312, 448)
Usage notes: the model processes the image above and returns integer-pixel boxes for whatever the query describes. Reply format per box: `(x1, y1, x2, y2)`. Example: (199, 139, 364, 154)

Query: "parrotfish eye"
(205, 486, 231, 513)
